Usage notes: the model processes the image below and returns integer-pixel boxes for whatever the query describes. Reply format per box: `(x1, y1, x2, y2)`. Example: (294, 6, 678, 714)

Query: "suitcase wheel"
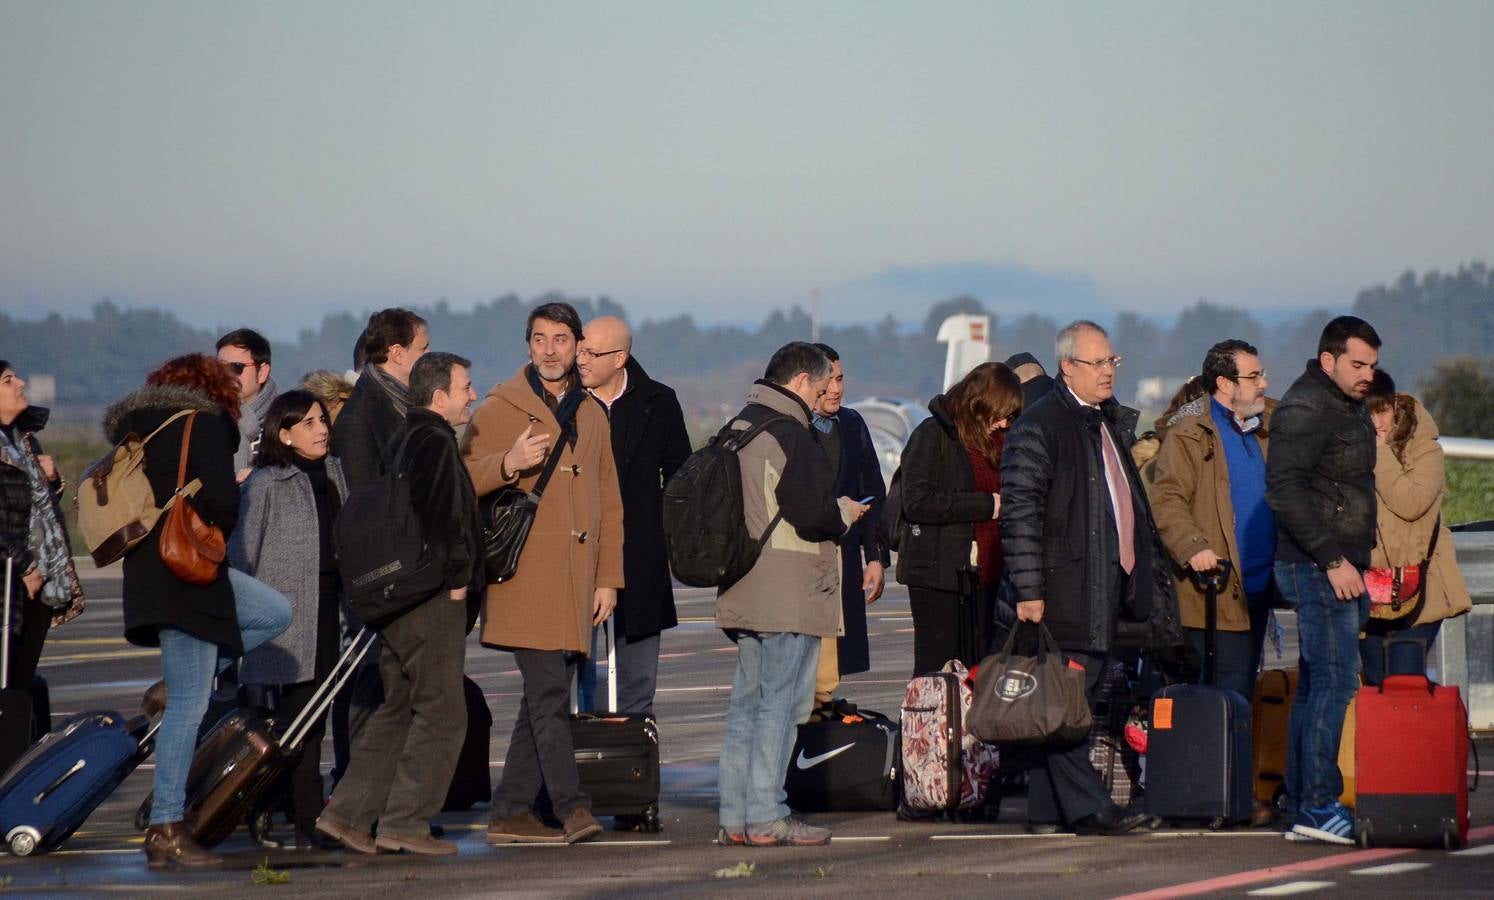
(134, 795, 152, 832)
(1356, 820, 1372, 849)
(1442, 823, 1460, 851)
(1207, 817, 1226, 832)
(1272, 786, 1288, 814)
(7, 827, 41, 857)
(640, 803, 663, 834)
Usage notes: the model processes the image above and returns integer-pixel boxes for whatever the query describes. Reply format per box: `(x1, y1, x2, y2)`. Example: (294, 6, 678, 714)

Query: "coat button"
(571, 465, 582, 475)
(573, 531, 589, 544)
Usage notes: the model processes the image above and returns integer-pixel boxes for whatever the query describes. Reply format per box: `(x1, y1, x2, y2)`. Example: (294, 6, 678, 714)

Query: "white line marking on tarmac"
(929, 833, 1076, 840)
(1451, 843, 1494, 856)
(1246, 882, 1336, 896)
(1351, 862, 1431, 875)
(501, 840, 673, 847)
(1145, 831, 1285, 838)
(833, 836, 892, 842)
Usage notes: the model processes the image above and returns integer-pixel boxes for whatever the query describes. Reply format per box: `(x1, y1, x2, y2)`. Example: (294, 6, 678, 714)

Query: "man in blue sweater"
(1150, 340, 1276, 706)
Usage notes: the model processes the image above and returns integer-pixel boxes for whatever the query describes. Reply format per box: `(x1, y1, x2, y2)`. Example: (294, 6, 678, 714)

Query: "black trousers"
(1024, 650, 1114, 826)
(907, 585, 996, 676)
(494, 649, 588, 819)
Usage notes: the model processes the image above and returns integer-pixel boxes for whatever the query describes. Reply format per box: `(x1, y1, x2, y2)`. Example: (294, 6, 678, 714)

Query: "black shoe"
(295, 824, 342, 851)
(248, 810, 284, 850)
(1073, 806, 1147, 837)
(1024, 821, 1065, 835)
(429, 824, 445, 838)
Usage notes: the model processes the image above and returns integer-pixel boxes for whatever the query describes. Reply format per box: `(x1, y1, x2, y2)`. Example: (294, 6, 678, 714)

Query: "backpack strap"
(139, 409, 196, 447)
(720, 413, 797, 547)
(530, 388, 585, 502)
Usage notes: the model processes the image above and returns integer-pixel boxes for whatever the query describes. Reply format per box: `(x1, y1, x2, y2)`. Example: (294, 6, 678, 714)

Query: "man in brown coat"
(462, 301, 624, 846)
(1149, 339, 1275, 708)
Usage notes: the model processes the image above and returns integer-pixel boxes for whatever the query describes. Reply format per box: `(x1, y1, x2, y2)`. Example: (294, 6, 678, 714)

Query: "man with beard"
(1150, 340, 1275, 708)
(1266, 316, 1380, 845)
(462, 301, 623, 845)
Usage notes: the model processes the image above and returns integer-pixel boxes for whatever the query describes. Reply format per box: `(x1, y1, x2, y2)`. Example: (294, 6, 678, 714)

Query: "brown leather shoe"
(374, 830, 458, 855)
(141, 680, 167, 718)
(143, 822, 222, 870)
(1251, 799, 1278, 828)
(314, 813, 378, 854)
(486, 811, 565, 845)
(562, 807, 603, 844)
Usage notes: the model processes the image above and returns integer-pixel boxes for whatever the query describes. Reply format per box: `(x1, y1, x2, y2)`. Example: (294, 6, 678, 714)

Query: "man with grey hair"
(1000, 320, 1173, 836)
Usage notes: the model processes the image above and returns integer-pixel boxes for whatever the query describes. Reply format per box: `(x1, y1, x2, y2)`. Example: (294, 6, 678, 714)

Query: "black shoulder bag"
(479, 390, 583, 584)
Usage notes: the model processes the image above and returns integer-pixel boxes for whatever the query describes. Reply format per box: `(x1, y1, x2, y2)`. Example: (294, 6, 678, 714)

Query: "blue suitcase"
(0, 710, 156, 856)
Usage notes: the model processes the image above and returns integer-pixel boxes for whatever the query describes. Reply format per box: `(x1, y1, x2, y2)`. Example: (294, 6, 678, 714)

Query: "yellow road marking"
(40, 649, 158, 666)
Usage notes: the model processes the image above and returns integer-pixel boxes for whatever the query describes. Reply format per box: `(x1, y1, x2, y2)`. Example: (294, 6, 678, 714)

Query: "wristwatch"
(1323, 557, 1345, 571)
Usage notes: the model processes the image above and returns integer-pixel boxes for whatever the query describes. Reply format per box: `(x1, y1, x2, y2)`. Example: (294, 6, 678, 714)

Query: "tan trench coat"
(461, 367, 624, 654)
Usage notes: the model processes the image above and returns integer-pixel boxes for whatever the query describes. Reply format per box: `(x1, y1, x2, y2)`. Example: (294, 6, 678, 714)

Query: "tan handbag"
(158, 412, 226, 585)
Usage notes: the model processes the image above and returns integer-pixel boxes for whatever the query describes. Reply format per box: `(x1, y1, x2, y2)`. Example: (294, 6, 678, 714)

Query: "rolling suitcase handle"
(569, 621, 618, 715)
(1187, 559, 1232, 687)
(2, 558, 11, 692)
(279, 627, 377, 751)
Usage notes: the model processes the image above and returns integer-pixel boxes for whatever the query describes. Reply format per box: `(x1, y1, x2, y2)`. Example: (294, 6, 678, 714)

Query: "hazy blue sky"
(3, 1, 1491, 336)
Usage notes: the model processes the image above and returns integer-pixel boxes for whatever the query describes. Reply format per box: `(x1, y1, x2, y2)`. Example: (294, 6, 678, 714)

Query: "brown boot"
(143, 822, 222, 870)
(141, 680, 167, 718)
(486, 811, 565, 845)
(562, 807, 603, 844)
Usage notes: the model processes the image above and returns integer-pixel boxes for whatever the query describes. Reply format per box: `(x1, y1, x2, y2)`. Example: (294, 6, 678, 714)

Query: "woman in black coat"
(105, 354, 291, 870)
(894, 363, 1022, 675)
(0, 361, 86, 772)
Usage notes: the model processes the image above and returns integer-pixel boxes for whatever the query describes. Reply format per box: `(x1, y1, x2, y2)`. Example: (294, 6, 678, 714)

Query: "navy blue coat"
(823, 407, 890, 675)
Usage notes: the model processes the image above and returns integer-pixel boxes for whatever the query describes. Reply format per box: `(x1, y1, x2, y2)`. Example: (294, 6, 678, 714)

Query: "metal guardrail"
(1442, 436, 1494, 461)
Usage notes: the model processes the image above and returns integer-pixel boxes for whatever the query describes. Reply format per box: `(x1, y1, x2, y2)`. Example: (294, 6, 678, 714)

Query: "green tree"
(1420, 356, 1494, 438)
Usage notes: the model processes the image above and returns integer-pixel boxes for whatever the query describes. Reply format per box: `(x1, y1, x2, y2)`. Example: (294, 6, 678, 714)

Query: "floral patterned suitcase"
(899, 659, 999, 818)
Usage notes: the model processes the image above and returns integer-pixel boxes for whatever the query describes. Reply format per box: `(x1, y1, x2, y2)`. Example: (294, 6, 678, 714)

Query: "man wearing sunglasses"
(216, 328, 277, 482)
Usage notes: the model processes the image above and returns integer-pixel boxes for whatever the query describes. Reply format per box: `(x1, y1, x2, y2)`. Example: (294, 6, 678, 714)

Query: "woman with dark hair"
(1360, 370, 1470, 684)
(895, 362, 1023, 674)
(229, 390, 347, 849)
(105, 353, 291, 869)
(0, 361, 86, 771)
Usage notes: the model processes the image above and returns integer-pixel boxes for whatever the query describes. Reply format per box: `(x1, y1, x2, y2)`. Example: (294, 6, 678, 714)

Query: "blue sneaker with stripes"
(1290, 802, 1355, 845)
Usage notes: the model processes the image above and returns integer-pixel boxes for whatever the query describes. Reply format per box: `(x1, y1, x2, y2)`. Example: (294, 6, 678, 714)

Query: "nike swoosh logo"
(796, 742, 856, 770)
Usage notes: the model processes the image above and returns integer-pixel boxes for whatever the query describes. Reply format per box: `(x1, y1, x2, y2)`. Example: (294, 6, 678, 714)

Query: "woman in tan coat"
(1361, 371, 1471, 684)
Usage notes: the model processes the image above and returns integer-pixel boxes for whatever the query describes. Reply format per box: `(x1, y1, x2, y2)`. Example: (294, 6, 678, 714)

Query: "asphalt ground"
(2, 566, 1491, 898)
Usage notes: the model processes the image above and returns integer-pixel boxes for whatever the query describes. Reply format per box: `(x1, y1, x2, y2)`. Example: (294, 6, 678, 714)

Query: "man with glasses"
(1000, 320, 1172, 836)
(215, 328, 277, 482)
(574, 316, 691, 742)
(1150, 342, 1276, 825)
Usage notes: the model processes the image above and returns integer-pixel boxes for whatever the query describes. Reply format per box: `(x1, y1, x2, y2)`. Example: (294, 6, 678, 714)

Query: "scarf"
(0, 428, 84, 625)
(525, 365, 582, 449)
(361, 363, 411, 420)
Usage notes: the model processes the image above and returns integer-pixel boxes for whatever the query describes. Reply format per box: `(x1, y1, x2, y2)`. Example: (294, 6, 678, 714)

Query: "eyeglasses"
(577, 348, 625, 362)
(225, 362, 251, 375)
(1228, 370, 1267, 383)
(1069, 356, 1123, 370)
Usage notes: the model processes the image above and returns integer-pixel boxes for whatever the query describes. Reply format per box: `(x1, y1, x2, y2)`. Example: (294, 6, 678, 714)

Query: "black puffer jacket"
(1266, 361, 1376, 569)
(1000, 382, 1178, 655)
(894, 396, 995, 594)
(1, 406, 60, 600)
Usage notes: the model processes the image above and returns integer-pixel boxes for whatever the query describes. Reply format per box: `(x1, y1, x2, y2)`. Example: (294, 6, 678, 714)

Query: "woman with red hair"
(103, 354, 290, 869)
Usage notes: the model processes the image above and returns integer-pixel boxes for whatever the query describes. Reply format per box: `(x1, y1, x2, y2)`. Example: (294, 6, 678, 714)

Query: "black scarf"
(525, 365, 583, 448)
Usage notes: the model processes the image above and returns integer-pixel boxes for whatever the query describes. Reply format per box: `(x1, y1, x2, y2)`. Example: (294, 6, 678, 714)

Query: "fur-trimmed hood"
(103, 384, 223, 443)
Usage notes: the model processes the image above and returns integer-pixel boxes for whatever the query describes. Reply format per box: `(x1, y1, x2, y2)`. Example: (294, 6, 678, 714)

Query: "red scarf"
(966, 434, 1003, 587)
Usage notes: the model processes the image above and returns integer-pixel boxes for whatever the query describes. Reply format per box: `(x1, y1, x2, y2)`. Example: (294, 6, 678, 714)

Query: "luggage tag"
(1153, 697, 1174, 730)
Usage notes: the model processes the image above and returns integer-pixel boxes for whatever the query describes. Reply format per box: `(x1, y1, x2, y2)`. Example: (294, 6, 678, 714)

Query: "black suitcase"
(30, 674, 50, 743)
(1145, 562, 1253, 827)
(443, 675, 493, 811)
(0, 559, 36, 776)
(784, 707, 899, 812)
(569, 623, 661, 832)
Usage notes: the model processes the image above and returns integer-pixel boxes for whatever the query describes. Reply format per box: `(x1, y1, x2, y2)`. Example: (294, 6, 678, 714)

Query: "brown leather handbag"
(159, 412, 226, 585)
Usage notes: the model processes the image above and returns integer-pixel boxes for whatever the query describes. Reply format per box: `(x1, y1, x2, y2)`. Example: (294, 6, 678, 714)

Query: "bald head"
(578, 315, 632, 393)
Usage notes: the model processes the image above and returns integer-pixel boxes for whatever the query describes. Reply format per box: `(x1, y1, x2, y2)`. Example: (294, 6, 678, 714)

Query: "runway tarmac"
(2, 565, 1490, 897)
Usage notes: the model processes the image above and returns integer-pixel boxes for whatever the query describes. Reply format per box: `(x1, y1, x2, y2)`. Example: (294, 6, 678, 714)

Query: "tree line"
(4, 263, 1492, 433)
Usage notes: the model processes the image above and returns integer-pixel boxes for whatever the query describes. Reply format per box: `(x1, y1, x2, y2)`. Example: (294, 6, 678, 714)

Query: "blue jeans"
(1276, 561, 1368, 815)
(717, 632, 820, 829)
(151, 569, 291, 825)
(1185, 590, 1271, 705)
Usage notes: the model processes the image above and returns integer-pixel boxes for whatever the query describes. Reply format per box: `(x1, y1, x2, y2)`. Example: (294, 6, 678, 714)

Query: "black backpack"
(662, 414, 791, 588)
(879, 466, 904, 553)
(334, 426, 447, 628)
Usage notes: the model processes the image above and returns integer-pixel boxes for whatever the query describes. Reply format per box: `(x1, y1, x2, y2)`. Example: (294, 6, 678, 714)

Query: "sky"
(3, 0, 1492, 337)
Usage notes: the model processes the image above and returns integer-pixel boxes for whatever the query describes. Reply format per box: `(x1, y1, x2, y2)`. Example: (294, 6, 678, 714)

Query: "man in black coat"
(577, 317, 692, 717)
(809, 344, 888, 711)
(317, 352, 481, 856)
(1000, 320, 1171, 837)
(328, 307, 428, 785)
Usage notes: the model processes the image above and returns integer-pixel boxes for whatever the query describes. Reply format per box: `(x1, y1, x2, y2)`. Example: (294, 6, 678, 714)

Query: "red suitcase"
(1354, 672, 1470, 849)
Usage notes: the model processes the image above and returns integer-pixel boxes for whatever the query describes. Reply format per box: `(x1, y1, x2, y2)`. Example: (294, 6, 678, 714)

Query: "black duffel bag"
(966, 622, 1093, 746)
(335, 427, 446, 629)
(479, 389, 581, 584)
(784, 706, 901, 812)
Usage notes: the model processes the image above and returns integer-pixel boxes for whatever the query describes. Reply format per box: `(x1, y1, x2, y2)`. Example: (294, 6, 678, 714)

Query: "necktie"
(1099, 423, 1136, 574)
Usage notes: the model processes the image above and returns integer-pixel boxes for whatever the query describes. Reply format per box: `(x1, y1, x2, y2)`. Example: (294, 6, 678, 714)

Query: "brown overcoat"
(461, 366, 624, 654)
(1369, 400, 1470, 627)
(1149, 397, 1274, 632)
